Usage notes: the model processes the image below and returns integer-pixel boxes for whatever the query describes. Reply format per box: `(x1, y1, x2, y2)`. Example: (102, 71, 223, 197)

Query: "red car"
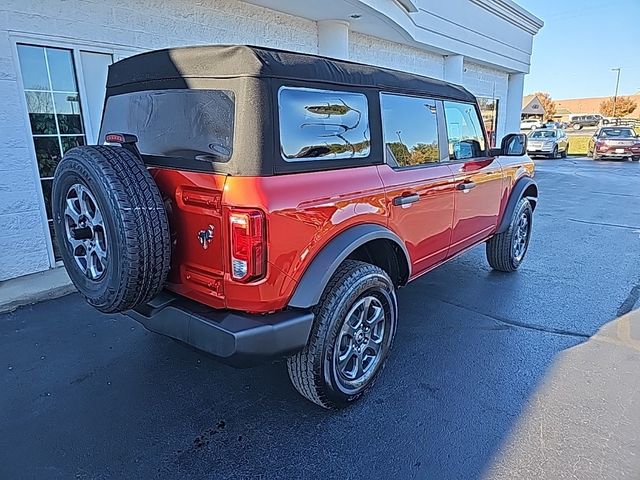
(52, 45, 537, 409)
(588, 127, 640, 161)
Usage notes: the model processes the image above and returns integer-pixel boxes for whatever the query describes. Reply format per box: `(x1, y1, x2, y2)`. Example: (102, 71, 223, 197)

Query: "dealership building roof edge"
(0, 0, 541, 281)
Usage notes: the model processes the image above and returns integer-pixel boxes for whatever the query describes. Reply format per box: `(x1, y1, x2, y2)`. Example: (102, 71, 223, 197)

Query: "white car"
(521, 119, 543, 130)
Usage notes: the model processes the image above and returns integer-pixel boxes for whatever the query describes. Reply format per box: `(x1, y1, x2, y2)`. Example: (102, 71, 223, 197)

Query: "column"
(317, 20, 349, 60)
(505, 73, 525, 135)
(443, 54, 464, 85)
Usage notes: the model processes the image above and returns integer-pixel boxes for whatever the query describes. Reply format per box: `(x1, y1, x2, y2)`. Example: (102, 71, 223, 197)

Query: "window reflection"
(17, 45, 49, 90)
(477, 97, 499, 148)
(279, 87, 370, 161)
(443, 101, 486, 160)
(380, 93, 439, 167)
(17, 44, 86, 261)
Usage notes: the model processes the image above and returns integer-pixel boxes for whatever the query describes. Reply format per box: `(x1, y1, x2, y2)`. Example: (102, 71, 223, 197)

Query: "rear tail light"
(229, 209, 266, 282)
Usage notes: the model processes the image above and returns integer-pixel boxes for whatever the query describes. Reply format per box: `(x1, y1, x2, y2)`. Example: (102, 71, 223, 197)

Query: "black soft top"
(106, 44, 474, 102)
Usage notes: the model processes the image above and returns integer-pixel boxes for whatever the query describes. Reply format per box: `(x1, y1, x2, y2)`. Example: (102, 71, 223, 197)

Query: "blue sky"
(517, 0, 640, 99)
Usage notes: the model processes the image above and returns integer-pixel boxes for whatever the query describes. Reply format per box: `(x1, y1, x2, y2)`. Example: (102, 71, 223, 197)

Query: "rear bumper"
(527, 148, 554, 155)
(126, 291, 314, 367)
(597, 150, 638, 158)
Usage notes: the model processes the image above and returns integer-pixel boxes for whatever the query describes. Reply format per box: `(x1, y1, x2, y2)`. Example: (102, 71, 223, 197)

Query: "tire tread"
(287, 260, 395, 409)
(53, 146, 170, 313)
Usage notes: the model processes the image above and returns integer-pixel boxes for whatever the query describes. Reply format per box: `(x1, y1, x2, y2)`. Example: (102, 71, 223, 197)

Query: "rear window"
(100, 89, 235, 162)
(278, 87, 370, 161)
(600, 128, 635, 138)
(530, 130, 556, 138)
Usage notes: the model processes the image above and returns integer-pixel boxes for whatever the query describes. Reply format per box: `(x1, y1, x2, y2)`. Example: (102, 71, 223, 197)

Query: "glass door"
(17, 45, 86, 261)
(16, 44, 113, 261)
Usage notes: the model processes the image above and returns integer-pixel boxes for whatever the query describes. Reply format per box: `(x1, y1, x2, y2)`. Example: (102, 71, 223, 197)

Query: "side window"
(278, 87, 370, 161)
(443, 101, 486, 160)
(380, 93, 439, 167)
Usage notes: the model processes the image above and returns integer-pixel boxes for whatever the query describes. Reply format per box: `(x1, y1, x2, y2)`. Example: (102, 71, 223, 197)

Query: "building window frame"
(9, 33, 138, 268)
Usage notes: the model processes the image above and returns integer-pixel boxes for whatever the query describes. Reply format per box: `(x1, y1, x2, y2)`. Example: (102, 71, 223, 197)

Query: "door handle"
(393, 193, 420, 206)
(456, 181, 476, 192)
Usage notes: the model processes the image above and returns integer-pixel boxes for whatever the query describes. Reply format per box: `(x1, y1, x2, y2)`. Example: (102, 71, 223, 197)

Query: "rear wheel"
(52, 146, 171, 313)
(573, 124, 582, 130)
(632, 156, 640, 162)
(561, 144, 568, 158)
(486, 197, 533, 272)
(287, 260, 397, 409)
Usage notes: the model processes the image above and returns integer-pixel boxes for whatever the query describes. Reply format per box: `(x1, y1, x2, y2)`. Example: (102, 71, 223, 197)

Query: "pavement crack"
(617, 281, 640, 317)
(592, 191, 640, 199)
(567, 218, 640, 231)
(435, 298, 591, 339)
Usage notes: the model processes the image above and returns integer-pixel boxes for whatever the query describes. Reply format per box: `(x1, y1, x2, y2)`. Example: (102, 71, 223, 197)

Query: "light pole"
(611, 67, 621, 118)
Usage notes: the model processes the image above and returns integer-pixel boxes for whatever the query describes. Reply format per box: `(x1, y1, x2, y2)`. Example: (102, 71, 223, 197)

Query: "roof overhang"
(241, 0, 543, 73)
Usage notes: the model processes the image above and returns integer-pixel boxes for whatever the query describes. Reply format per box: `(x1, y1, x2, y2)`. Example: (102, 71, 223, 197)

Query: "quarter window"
(380, 93, 440, 167)
(278, 87, 370, 161)
(443, 101, 486, 160)
(17, 44, 87, 261)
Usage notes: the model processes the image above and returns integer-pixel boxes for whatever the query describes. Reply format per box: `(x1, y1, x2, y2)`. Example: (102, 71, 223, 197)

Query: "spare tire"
(52, 145, 170, 313)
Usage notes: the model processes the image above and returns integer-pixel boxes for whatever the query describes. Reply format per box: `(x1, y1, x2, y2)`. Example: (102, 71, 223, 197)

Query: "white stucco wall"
(349, 32, 444, 80)
(463, 60, 509, 140)
(0, 0, 533, 281)
(0, 0, 318, 281)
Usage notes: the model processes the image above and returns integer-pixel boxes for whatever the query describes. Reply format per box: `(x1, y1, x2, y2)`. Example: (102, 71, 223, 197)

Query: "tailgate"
(151, 169, 227, 306)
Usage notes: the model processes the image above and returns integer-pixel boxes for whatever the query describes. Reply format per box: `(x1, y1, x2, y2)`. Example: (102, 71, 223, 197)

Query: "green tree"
(388, 142, 411, 165)
(410, 143, 439, 165)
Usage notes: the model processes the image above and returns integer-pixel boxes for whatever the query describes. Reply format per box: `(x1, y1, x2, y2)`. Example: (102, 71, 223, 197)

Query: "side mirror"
(491, 133, 527, 157)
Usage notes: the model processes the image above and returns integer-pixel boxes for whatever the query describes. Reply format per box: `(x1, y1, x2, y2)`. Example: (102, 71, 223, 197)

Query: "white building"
(0, 0, 542, 281)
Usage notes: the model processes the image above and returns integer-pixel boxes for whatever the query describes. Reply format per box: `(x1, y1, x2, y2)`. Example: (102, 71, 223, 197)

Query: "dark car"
(570, 114, 602, 130)
(588, 127, 640, 161)
(52, 45, 537, 409)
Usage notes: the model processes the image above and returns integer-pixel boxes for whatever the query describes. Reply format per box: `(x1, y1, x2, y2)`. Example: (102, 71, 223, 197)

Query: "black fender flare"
(496, 176, 538, 234)
(287, 224, 410, 309)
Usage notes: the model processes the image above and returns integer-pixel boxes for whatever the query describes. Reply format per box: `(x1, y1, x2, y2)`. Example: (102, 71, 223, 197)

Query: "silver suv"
(527, 128, 569, 158)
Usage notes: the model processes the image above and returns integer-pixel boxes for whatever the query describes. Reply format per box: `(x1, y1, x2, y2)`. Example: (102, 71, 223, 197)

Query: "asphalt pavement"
(2, 157, 640, 480)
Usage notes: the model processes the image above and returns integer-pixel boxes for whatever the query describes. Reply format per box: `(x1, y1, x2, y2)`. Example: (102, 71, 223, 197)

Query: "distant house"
(522, 94, 545, 120)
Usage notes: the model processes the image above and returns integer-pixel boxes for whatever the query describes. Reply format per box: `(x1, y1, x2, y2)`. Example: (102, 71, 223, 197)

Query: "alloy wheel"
(63, 183, 108, 280)
(333, 295, 388, 390)
(512, 210, 530, 262)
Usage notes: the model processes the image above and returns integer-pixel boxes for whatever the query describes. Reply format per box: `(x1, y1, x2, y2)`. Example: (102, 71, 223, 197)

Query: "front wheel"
(486, 197, 533, 272)
(287, 260, 397, 409)
(632, 156, 639, 162)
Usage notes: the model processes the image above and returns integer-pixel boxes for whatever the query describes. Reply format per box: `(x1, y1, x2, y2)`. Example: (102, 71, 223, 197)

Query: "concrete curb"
(0, 267, 76, 314)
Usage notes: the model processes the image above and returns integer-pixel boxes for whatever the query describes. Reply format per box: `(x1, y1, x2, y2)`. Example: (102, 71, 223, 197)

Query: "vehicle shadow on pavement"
(0, 270, 585, 480)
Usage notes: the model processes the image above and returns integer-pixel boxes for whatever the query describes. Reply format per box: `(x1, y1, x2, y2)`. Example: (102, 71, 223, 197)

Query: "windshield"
(529, 131, 557, 139)
(599, 128, 635, 138)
